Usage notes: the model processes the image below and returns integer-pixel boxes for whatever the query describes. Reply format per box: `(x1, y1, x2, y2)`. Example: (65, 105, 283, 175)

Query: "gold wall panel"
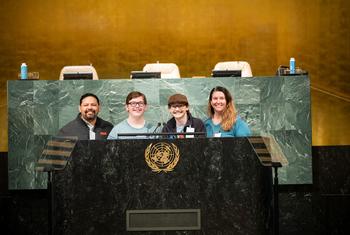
(0, 0, 349, 151)
(311, 88, 350, 146)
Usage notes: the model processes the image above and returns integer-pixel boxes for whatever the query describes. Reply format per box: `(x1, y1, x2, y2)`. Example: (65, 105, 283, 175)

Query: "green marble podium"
(7, 76, 312, 189)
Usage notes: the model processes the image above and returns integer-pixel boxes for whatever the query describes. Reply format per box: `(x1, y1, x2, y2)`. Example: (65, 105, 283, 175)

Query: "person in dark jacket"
(58, 93, 113, 140)
(162, 93, 205, 138)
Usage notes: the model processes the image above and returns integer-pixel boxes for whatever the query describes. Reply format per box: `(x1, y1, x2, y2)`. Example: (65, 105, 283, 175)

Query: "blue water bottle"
(21, 63, 28, 80)
(289, 57, 295, 74)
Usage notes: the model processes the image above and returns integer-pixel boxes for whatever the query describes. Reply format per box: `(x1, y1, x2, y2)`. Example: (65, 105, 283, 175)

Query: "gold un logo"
(145, 142, 180, 173)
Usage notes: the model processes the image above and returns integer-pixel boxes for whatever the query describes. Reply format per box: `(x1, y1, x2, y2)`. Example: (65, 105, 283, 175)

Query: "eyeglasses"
(170, 104, 186, 109)
(128, 102, 145, 107)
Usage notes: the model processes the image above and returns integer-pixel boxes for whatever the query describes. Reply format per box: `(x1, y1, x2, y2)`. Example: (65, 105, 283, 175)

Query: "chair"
(213, 61, 253, 77)
(142, 63, 181, 79)
(59, 65, 99, 80)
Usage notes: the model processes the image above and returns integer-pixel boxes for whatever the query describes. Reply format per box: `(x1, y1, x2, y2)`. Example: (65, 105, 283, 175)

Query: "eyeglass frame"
(128, 102, 146, 107)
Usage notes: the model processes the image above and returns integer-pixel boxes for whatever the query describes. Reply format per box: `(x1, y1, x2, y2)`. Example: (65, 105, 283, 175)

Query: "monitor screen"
(211, 70, 242, 77)
(63, 73, 93, 80)
(130, 71, 161, 79)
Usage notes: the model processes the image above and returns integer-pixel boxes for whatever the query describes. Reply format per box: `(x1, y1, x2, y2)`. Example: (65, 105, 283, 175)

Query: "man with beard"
(58, 93, 113, 140)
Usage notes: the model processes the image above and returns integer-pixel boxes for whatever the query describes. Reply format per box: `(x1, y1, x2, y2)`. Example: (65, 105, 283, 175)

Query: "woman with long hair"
(204, 86, 251, 137)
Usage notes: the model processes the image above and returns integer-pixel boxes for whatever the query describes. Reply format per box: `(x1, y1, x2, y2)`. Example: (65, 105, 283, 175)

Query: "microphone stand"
(151, 122, 162, 133)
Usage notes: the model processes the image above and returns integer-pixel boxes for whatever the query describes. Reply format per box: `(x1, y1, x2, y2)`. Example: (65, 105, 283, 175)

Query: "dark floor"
(1, 146, 350, 235)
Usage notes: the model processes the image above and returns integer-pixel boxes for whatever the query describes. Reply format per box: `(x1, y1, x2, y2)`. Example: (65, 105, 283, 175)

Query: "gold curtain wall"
(0, 0, 349, 151)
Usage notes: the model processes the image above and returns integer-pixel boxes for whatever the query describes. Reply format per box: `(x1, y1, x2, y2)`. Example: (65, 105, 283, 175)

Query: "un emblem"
(145, 142, 180, 173)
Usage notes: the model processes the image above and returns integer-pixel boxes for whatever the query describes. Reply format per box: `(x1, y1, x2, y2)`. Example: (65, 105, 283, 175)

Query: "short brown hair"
(125, 91, 147, 105)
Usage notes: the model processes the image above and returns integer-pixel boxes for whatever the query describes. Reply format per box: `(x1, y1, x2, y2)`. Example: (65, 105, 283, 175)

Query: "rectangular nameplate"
(126, 209, 201, 231)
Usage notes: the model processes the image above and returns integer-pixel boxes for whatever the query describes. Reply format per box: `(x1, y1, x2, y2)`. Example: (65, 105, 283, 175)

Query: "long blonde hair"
(207, 86, 237, 131)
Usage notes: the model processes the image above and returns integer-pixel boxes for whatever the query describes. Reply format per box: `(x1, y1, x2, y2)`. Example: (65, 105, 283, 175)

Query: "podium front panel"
(53, 138, 272, 235)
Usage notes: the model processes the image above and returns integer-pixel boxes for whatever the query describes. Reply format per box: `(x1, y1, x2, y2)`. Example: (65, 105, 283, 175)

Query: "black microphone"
(152, 122, 162, 133)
